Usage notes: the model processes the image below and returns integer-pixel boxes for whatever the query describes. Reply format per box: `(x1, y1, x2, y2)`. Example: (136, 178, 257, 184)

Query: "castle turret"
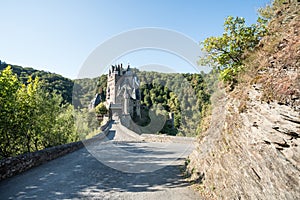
(106, 64, 141, 120)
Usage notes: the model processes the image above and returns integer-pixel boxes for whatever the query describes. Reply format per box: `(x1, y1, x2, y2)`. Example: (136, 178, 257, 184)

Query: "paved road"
(0, 122, 201, 199)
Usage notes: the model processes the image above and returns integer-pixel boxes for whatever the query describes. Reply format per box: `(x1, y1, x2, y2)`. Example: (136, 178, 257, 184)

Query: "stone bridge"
(0, 121, 201, 199)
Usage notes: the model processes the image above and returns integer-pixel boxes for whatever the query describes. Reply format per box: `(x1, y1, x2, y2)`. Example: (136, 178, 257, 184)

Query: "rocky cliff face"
(187, 1, 299, 199)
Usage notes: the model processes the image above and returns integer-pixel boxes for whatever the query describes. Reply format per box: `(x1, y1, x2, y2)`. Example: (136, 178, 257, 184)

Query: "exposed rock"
(187, 89, 300, 199)
(187, 2, 300, 198)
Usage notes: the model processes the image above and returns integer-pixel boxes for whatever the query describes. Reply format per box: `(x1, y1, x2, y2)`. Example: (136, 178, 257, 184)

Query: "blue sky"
(0, 0, 270, 79)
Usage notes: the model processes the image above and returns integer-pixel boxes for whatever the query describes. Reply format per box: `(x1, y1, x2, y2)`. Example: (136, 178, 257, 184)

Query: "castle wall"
(106, 64, 141, 120)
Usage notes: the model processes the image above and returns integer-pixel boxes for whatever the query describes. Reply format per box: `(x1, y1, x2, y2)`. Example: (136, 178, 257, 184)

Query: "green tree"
(0, 62, 74, 105)
(73, 108, 99, 140)
(0, 66, 79, 158)
(0, 66, 21, 157)
(16, 75, 77, 151)
(258, 0, 286, 23)
(51, 104, 77, 145)
(95, 102, 108, 116)
(199, 16, 267, 84)
(16, 76, 41, 152)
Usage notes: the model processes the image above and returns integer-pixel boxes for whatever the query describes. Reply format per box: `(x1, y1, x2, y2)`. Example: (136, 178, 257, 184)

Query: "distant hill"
(0, 61, 74, 104)
(73, 75, 107, 108)
(0, 61, 115, 109)
(0, 61, 112, 109)
(0, 61, 214, 136)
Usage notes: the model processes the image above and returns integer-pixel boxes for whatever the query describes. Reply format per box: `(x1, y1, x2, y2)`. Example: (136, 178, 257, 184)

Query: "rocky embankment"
(187, 88, 299, 199)
(187, 1, 299, 199)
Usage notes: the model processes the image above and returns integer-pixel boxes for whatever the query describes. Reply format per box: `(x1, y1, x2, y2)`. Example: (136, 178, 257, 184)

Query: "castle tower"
(106, 65, 121, 105)
(106, 64, 141, 121)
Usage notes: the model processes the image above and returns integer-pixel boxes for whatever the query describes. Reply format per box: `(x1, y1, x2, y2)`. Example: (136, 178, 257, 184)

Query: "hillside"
(91, 69, 213, 136)
(73, 76, 106, 108)
(0, 61, 214, 136)
(0, 62, 74, 104)
(186, 0, 299, 199)
(0, 62, 99, 108)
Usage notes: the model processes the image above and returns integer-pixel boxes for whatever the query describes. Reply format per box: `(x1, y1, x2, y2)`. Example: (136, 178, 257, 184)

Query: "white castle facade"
(106, 64, 141, 120)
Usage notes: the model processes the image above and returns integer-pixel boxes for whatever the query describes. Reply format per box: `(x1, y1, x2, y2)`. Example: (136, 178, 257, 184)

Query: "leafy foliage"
(199, 16, 267, 84)
(75, 69, 213, 136)
(0, 62, 213, 158)
(0, 66, 77, 158)
(95, 102, 108, 115)
(0, 61, 103, 108)
(258, 0, 288, 22)
(73, 74, 107, 108)
(73, 108, 99, 140)
(134, 70, 213, 136)
(0, 62, 74, 104)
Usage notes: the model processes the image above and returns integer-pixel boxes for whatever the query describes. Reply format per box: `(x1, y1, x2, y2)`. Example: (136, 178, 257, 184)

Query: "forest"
(118, 69, 213, 136)
(0, 62, 74, 104)
(0, 66, 76, 158)
(0, 1, 267, 158)
(0, 62, 214, 158)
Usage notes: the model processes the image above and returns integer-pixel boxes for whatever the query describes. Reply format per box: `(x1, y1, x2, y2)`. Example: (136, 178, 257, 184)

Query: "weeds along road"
(0, 122, 201, 200)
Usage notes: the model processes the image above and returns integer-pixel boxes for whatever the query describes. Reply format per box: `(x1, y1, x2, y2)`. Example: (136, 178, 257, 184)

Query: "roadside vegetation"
(2, 0, 285, 158)
(0, 66, 103, 158)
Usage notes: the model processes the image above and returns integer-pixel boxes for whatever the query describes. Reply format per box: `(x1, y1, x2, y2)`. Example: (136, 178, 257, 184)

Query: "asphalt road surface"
(0, 122, 201, 199)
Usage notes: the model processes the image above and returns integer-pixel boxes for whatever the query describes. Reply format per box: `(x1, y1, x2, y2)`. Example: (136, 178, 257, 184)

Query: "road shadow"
(0, 145, 192, 199)
(106, 130, 116, 140)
